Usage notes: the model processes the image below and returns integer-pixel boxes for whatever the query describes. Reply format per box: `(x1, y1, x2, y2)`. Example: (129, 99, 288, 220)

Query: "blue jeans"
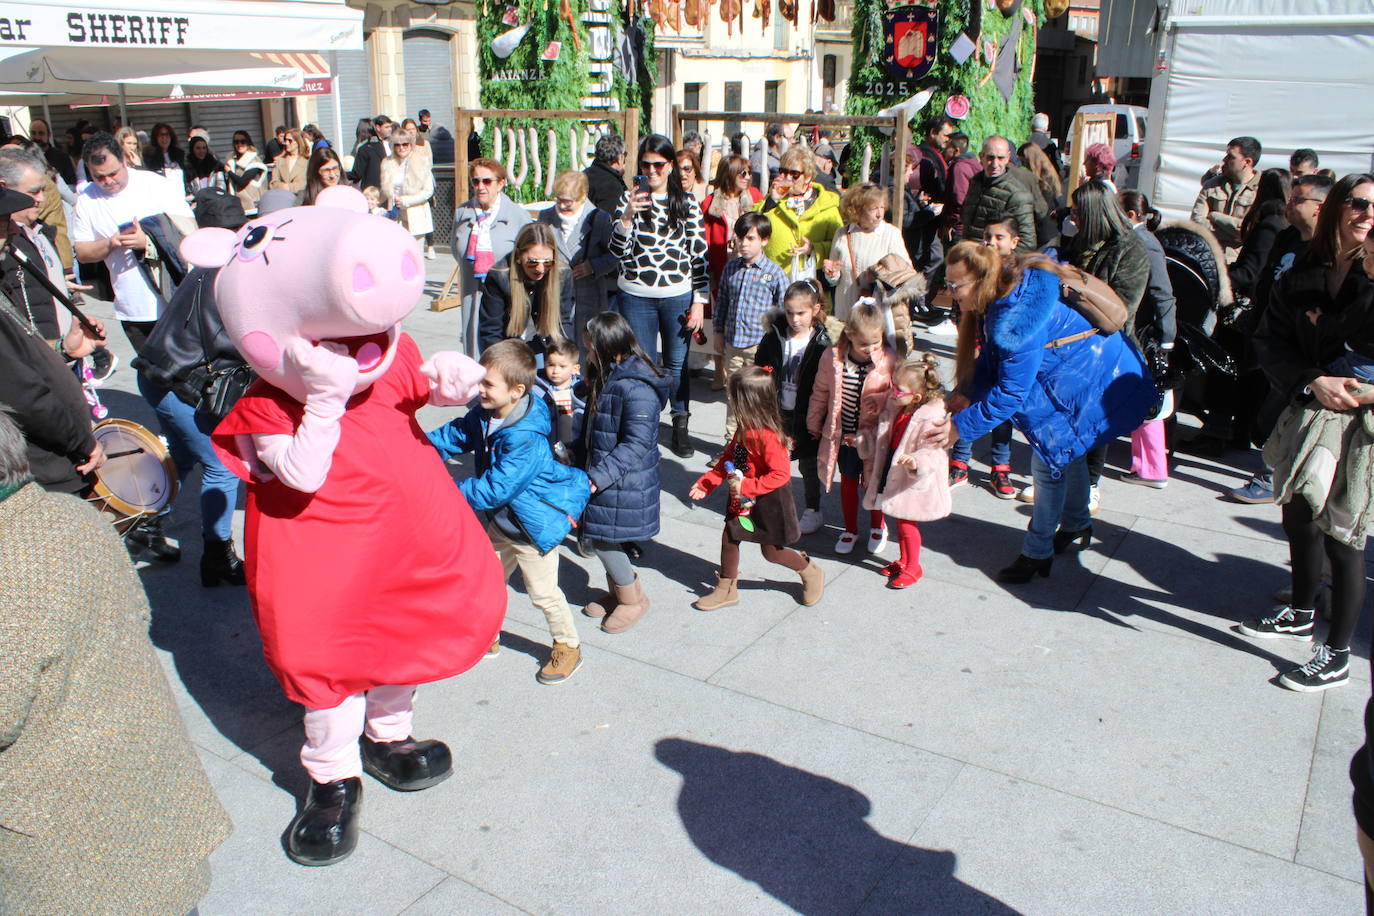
(618, 290, 692, 415)
(137, 374, 240, 540)
(1023, 453, 1091, 560)
(951, 420, 1012, 466)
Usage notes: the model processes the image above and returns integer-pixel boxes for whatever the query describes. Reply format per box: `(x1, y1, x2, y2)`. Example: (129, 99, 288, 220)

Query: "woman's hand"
(571, 262, 594, 280)
(822, 258, 841, 280)
(622, 190, 652, 226)
(1311, 376, 1361, 411)
(684, 301, 705, 332)
(945, 391, 970, 413)
(769, 175, 791, 203)
(791, 238, 813, 258)
(923, 413, 961, 449)
(76, 441, 106, 475)
(689, 483, 708, 500)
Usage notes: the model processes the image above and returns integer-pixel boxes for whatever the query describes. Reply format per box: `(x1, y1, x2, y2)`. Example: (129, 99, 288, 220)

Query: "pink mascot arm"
(421, 351, 486, 406)
(251, 339, 359, 493)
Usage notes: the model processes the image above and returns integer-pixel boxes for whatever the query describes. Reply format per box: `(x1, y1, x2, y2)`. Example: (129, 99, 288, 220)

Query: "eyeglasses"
(471, 176, 498, 186)
(640, 159, 671, 171)
(393, 142, 411, 149)
(523, 257, 554, 267)
(1291, 197, 1323, 204)
(779, 169, 804, 179)
(1346, 197, 1374, 214)
(319, 165, 341, 174)
(678, 163, 694, 172)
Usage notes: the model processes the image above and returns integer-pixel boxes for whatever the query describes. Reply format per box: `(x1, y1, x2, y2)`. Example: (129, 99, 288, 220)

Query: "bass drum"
(88, 418, 179, 531)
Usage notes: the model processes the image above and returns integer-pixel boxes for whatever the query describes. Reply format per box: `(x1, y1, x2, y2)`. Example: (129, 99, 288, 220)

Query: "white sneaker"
(868, 526, 888, 553)
(926, 318, 959, 337)
(835, 531, 858, 554)
(1089, 484, 1101, 516)
(425, 245, 436, 260)
(1016, 484, 1035, 504)
(799, 508, 823, 534)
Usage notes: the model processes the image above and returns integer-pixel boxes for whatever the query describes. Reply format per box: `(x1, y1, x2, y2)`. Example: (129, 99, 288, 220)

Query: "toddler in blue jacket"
(534, 337, 585, 463)
(427, 339, 591, 685)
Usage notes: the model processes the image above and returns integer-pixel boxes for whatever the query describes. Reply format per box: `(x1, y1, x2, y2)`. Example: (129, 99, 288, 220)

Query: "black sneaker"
(87, 347, 117, 385)
(1237, 606, 1315, 642)
(949, 460, 969, 489)
(1279, 644, 1349, 692)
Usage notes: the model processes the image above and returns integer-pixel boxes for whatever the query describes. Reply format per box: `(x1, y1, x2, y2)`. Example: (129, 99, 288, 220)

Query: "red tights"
(894, 518, 922, 572)
(840, 474, 886, 534)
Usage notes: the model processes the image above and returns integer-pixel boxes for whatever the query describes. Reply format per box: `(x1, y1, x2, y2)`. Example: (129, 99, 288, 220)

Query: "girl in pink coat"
(864, 354, 952, 588)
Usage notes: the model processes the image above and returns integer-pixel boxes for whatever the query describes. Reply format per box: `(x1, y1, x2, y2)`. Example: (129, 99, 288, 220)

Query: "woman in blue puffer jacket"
(931, 241, 1157, 582)
(575, 312, 670, 633)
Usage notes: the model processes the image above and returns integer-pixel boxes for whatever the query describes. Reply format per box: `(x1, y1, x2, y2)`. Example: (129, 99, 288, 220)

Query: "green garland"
(845, 0, 1041, 183)
(476, 0, 653, 201)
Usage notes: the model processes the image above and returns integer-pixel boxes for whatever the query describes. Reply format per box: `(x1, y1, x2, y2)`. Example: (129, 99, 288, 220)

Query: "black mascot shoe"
(286, 776, 362, 866)
(360, 735, 454, 791)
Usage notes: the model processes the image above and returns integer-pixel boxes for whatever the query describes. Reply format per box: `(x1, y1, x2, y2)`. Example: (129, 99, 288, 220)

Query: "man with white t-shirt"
(71, 132, 203, 566)
(71, 132, 195, 355)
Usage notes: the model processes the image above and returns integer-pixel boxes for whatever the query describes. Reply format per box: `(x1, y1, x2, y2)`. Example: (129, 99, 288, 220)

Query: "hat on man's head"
(0, 187, 35, 216)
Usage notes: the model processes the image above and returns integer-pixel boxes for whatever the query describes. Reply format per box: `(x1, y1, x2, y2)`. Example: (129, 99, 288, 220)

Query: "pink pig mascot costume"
(185, 187, 506, 866)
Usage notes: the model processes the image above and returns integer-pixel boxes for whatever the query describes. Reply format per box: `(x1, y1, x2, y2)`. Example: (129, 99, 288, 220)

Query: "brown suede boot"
(602, 576, 650, 634)
(798, 554, 825, 606)
(582, 574, 615, 619)
(692, 573, 739, 611)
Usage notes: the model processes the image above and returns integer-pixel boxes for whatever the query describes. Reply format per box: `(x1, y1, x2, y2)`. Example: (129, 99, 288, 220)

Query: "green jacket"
(961, 169, 1037, 252)
(1071, 230, 1152, 336)
(754, 183, 843, 272)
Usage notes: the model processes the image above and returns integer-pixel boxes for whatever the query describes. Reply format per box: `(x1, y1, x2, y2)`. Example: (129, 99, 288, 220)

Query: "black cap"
(0, 187, 34, 216)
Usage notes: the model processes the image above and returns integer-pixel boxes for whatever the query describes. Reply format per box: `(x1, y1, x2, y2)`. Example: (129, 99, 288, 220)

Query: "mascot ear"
(316, 185, 369, 214)
(181, 227, 239, 267)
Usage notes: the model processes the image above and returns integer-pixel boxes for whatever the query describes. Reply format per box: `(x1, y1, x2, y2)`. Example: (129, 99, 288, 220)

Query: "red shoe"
(888, 566, 924, 589)
(880, 560, 903, 578)
(989, 464, 1016, 499)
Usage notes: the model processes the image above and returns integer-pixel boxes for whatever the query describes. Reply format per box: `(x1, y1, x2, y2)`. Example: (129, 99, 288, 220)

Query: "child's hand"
(895, 454, 917, 469)
(689, 483, 708, 500)
(842, 433, 856, 447)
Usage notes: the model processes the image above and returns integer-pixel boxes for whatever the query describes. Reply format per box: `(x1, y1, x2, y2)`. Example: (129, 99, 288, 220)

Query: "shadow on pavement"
(654, 738, 1020, 915)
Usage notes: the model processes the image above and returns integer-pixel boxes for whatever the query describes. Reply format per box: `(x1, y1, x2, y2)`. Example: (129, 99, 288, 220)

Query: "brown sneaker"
(484, 637, 501, 658)
(692, 574, 739, 611)
(798, 554, 825, 606)
(537, 642, 582, 685)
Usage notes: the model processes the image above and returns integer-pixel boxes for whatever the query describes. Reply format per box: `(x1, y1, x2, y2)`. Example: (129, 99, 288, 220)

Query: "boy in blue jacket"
(427, 339, 591, 685)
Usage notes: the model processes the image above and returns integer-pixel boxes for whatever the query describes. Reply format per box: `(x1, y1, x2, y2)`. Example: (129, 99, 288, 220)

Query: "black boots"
(1052, 526, 1092, 554)
(997, 554, 1053, 583)
(201, 537, 246, 587)
(287, 777, 362, 866)
(126, 515, 181, 563)
(360, 735, 454, 791)
(670, 414, 693, 459)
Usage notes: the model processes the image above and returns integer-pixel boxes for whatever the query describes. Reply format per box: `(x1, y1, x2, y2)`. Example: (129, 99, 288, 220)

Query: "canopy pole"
(117, 84, 127, 126)
(331, 52, 342, 147)
(41, 95, 51, 129)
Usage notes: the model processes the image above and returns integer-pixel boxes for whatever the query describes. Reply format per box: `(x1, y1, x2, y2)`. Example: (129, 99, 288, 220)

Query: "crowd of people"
(2, 102, 1373, 894)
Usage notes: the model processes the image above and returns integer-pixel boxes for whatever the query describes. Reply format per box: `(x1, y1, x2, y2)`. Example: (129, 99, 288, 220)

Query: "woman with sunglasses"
(1247, 172, 1374, 693)
(453, 156, 532, 358)
(754, 146, 842, 287)
(303, 148, 345, 205)
(610, 133, 710, 459)
(478, 222, 575, 356)
(676, 148, 708, 205)
(225, 130, 267, 215)
(379, 129, 434, 253)
(268, 128, 309, 197)
(538, 170, 615, 360)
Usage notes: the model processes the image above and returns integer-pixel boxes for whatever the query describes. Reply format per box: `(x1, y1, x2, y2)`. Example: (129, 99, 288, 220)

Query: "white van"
(1071, 103, 1149, 189)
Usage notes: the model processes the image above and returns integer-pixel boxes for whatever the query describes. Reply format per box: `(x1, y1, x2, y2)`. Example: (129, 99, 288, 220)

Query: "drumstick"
(104, 447, 146, 459)
(4, 246, 104, 339)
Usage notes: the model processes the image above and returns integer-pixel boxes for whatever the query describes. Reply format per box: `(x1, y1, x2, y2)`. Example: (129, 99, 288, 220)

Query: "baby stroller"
(1155, 221, 1236, 415)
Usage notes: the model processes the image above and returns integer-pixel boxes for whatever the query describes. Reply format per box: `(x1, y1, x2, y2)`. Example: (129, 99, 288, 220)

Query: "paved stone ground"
(89, 253, 1368, 914)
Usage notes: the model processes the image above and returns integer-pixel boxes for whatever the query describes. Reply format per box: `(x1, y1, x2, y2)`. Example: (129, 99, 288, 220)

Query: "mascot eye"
(236, 224, 277, 262)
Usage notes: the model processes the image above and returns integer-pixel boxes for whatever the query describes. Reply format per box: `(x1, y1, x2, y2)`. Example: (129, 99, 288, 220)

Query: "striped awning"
(114, 51, 331, 105)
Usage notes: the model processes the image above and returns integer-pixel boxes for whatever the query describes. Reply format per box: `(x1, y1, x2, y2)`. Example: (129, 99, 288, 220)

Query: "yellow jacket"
(753, 183, 843, 273)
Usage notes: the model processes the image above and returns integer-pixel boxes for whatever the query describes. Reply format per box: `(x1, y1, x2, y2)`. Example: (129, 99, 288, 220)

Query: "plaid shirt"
(715, 255, 788, 349)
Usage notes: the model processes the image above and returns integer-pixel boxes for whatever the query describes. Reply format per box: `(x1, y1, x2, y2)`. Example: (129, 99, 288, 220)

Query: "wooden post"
(891, 114, 909, 228)
(454, 109, 473, 203)
(671, 104, 683, 150)
(621, 108, 640, 191)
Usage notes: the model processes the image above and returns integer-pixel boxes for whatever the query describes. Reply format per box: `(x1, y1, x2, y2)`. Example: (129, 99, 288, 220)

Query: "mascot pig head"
(181, 186, 425, 404)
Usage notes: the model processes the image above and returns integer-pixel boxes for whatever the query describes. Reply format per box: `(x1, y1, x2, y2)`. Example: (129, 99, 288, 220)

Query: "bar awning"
(107, 52, 332, 104)
(0, 0, 363, 52)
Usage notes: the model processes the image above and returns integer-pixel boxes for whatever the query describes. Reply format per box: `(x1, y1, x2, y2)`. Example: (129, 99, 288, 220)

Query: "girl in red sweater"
(689, 367, 826, 610)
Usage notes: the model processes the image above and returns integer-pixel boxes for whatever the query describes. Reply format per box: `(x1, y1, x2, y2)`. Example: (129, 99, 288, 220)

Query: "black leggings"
(1283, 499, 1367, 651)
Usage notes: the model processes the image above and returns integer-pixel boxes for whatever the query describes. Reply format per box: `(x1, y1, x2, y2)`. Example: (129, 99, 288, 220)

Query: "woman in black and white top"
(610, 133, 709, 459)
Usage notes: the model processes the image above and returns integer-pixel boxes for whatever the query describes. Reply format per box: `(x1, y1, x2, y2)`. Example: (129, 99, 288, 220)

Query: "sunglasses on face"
(779, 169, 804, 179)
(1346, 197, 1374, 214)
(640, 159, 671, 171)
(393, 142, 412, 149)
(523, 257, 554, 267)
(471, 176, 498, 186)
(233, 139, 248, 145)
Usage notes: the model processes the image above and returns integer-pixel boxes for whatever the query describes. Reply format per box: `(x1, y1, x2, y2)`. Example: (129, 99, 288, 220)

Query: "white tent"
(0, 0, 362, 52)
(0, 47, 304, 96)
(1138, 0, 1374, 218)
